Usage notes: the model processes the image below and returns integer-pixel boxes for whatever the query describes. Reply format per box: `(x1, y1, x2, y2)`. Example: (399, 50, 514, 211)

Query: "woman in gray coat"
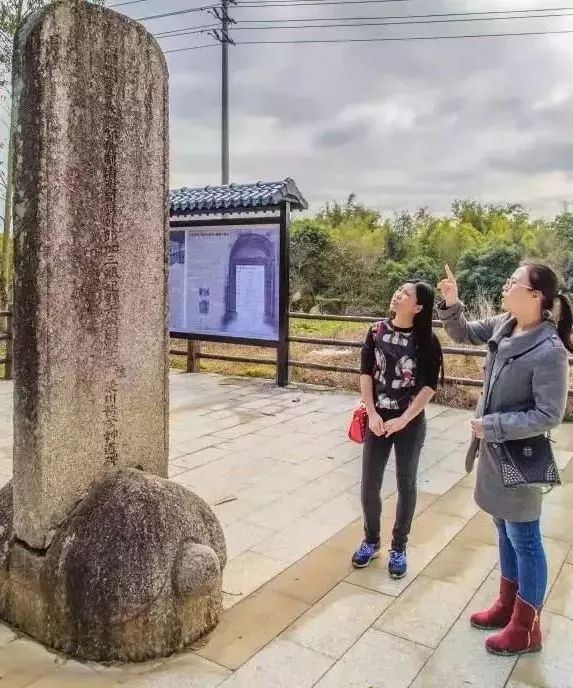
(437, 262, 572, 657)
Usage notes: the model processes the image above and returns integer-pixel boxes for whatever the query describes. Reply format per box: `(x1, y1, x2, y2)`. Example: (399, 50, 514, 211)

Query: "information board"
(169, 225, 281, 342)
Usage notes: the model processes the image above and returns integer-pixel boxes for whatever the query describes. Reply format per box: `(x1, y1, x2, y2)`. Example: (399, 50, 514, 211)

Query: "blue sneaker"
(388, 549, 407, 579)
(352, 541, 380, 568)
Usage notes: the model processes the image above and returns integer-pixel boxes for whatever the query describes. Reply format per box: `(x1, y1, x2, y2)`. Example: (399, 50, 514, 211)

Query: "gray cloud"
(123, 0, 573, 216)
(315, 120, 372, 148)
(489, 142, 573, 175)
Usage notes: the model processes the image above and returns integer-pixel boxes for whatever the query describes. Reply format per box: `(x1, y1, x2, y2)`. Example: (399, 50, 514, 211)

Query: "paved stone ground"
(1, 372, 573, 687)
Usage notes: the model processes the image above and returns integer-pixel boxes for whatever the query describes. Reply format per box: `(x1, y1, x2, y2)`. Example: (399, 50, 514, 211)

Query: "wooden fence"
(171, 312, 573, 396)
(2, 309, 570, 395)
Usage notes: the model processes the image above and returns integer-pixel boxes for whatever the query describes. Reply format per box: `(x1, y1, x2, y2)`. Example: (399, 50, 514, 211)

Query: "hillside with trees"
(289, 196, 573, 315)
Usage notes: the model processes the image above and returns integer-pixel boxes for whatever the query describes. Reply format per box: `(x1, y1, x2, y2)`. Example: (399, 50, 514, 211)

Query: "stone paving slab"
(1, 372, 573, 687)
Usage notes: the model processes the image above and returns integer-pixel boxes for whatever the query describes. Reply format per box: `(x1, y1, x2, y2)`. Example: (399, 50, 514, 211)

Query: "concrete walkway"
(1, 372, 572, 687)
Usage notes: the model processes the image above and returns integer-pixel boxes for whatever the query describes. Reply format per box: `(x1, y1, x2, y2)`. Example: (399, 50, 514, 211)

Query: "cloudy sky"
(37, 1, 573, 216)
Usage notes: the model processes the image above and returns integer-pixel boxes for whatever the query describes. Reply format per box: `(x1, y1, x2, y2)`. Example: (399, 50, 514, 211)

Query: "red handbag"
(348, 404, 368, 444)
(348, 321, 382, 444)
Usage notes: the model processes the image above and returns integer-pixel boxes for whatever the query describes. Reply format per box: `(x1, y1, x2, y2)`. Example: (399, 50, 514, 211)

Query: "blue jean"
(494, 517, 547, 609)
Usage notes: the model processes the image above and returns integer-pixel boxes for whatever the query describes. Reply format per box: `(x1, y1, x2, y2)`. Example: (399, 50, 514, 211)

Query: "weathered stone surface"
(1, 1, 226, 661)
(11, 0, 170, 549)
(0, 469, 226, 662)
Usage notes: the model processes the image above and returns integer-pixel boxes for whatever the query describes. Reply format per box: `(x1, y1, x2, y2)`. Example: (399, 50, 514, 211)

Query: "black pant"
(361, 413, 426, 550)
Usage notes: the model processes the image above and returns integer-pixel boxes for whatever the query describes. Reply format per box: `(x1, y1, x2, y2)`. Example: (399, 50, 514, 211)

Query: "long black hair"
(410, 279, 445, 386)
(524, 262, 573, 353)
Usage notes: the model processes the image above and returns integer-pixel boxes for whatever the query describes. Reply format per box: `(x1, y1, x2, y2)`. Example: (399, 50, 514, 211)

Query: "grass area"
(290, 319, 365, 338)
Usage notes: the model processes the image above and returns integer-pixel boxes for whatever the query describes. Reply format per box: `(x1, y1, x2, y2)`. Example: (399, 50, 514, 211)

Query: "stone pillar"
(0, 2, 225, 661)
(12, 0, 169, 549)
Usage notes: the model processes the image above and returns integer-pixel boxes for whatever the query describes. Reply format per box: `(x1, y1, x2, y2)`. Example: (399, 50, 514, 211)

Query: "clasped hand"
(368, 414, 408, 437)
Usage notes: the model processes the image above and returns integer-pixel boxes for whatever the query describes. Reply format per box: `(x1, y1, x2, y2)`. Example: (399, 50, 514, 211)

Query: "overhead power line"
(129, 2, 573, 24)
(235, 0, 416, 4)
(136, 1, 414, 22)
(234, 0, 476, 7)
(109, 0, 156, 7)
(236, 6, 573, 22)
(164, 43, 221, 53)
(135, 6, 218, 21)
(163, 26, 573, 52)
(156, 11, 573, 39)
(155, 7, 573, 39)
(238, 27, 573, 43)
(156, 24, 219, 38)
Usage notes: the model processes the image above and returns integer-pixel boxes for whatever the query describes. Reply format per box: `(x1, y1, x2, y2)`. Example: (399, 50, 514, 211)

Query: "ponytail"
(555, 292, 573, 353)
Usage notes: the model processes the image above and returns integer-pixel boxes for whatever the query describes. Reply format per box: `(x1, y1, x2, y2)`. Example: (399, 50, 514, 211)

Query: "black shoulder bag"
(491, 434, 560, 490)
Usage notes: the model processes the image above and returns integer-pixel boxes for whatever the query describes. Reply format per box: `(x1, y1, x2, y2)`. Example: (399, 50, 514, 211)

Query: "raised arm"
(437, 264, 503, 345)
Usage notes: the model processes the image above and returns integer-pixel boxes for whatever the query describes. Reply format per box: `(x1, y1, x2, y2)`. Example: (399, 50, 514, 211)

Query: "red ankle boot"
(470, 577, 518, 630)
(485, 595, 542, 656)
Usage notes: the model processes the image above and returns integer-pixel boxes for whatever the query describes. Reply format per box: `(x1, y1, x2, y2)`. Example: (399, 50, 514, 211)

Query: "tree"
(561, 252, 573, 294)
(317, 193, 380, 231)
(289, 220, 338, 309)
(457, 244, 522, 307)
(553, 208, 573, 249)
(402, 255, 441, 287)
(451, 199, 529, 237)
(367, 256, 441, 314)
(382, 212, 419, 262)
(421, 219, 485, 269)
(288, 194, 569, 316)
(0, 0, 106, 310)
(368, 259, 408, 311)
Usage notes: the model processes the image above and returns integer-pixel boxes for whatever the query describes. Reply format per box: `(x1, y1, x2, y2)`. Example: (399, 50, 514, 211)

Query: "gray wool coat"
(437, 301, 569, 522)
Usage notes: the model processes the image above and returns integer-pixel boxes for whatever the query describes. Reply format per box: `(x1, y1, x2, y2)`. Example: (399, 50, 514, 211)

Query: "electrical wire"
(164, 43, 221, 53)
(235, 6, 573, 23)
(163, 26, 573, 52)
(156, 11, 573, 39)
(237, 27, 573, 43)
(135, 6, 218, 21)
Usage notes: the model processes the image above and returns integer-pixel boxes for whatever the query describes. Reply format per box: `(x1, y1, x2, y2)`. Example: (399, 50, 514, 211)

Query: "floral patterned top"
(360, 318, 441, 418)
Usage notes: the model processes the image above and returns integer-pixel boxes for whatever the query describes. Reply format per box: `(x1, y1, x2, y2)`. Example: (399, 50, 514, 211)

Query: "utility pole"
(211, 2, 235, 186)
(221, 0, 230, 185)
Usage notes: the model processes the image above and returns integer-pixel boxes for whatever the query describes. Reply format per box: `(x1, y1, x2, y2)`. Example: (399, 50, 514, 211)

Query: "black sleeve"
(360, 326, 376, 375)
(417, 333, 442, 391)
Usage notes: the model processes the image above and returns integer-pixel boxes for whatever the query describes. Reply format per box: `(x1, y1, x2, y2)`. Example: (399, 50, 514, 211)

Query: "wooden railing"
(1, 308, 566, 393)
(170, 311, 573, 397)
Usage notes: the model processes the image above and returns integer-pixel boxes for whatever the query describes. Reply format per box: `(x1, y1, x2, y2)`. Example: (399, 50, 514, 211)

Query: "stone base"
(0, 469, 226, 662)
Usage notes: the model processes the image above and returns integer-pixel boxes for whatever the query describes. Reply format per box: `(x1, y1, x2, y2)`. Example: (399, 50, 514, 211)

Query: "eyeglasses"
(504, 277, 534, 291)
